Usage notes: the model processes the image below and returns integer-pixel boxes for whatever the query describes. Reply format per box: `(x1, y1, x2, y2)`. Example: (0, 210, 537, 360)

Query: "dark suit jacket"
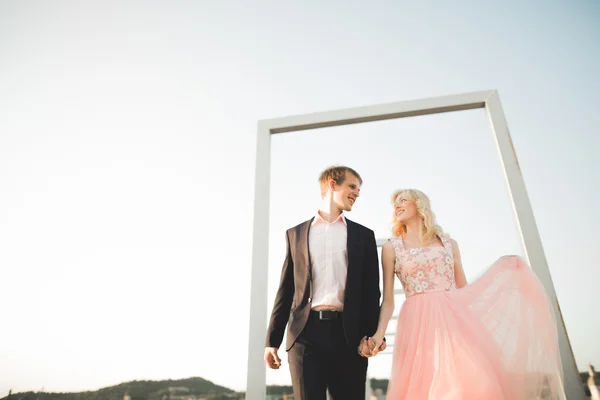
(265, 217, 381, 351)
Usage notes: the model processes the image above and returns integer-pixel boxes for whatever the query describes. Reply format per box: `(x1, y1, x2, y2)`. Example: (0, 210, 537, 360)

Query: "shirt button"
(308, 297, 312, 303)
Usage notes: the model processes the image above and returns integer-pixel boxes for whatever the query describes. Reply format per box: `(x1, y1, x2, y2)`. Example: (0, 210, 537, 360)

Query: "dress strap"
(440, 232, 453, 254)
(388, 237, 404, 263)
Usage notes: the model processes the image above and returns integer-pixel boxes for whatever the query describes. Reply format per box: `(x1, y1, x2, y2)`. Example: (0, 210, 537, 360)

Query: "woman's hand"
(368, 334, 386, 356)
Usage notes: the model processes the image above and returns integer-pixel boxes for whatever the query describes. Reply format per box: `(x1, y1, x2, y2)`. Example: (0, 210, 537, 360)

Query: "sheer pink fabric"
(386, 234, 565, 400)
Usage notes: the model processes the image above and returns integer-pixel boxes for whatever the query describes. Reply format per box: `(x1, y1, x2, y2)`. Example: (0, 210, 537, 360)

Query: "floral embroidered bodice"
(389, 233, 456, 297)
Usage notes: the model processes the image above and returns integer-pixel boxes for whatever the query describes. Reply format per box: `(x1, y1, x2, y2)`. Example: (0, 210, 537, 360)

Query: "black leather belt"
(311, 310, 342, 320)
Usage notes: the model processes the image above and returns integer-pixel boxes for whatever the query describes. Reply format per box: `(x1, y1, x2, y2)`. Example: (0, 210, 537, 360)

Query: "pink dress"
(386, 233, 566, 400)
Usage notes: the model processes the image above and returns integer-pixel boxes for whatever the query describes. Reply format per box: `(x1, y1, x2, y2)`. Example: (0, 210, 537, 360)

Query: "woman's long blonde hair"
(391, 189, 443, 244)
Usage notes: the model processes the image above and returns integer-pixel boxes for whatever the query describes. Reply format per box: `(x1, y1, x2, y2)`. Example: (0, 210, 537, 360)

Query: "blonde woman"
(368, 189, 565, 399)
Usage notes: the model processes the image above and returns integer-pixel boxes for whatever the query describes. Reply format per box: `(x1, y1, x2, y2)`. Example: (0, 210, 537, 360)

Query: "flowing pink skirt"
(386, 256, 566, 400)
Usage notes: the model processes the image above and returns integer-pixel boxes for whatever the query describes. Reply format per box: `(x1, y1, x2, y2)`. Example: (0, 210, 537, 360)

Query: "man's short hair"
(318, 166, 362, 197)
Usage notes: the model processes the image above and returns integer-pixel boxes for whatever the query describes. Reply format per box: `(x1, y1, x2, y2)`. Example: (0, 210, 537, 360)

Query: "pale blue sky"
(0, 0, 598, 395)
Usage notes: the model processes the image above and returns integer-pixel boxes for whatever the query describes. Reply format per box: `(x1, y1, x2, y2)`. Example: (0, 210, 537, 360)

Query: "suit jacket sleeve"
(265, 230, 294, 348)
(362, 229, 381, 336)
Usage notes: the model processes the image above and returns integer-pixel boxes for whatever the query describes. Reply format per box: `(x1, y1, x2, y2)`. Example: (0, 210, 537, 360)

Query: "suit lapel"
(299, 218, 314, 276)
(345, 218, 360, 291)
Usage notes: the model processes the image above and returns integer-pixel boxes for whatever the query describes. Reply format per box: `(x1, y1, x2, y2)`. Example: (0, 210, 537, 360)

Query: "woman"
(368, 189, 565, 399)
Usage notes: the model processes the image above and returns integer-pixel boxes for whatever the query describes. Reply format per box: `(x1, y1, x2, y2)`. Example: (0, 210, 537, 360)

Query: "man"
(264, 165, 385, 400)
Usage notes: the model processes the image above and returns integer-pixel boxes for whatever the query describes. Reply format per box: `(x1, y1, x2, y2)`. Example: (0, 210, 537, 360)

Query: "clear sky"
(0, 0, 598, 395)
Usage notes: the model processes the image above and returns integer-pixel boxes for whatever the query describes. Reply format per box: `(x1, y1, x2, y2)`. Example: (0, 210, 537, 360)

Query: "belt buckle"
(319, 310, 333, 320)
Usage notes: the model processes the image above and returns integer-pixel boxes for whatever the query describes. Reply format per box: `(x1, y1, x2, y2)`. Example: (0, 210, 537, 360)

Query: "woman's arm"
(451, 238, 468, 289)
(370, 241, 396, 354)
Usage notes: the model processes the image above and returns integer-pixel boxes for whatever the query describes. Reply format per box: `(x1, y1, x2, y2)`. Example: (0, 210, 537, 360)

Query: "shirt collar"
(312, 211, 347, 226)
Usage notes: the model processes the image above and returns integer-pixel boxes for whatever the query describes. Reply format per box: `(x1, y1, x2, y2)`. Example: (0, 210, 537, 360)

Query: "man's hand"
(264, 347, 282, 369)
(358, 336, 375, 358)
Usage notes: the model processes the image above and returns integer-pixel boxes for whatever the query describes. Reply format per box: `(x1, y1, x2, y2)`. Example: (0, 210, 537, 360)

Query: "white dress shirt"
(308, 211, 348, 311)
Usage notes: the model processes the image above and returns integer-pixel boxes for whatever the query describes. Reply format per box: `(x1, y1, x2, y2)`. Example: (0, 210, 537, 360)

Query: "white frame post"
(246, 90, 584, 399)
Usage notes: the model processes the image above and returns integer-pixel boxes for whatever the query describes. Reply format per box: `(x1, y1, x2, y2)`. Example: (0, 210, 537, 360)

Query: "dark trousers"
(288, 312, 368, 400)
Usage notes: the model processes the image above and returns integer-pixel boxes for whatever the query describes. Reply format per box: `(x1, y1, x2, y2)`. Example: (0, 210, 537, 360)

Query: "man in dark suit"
(264, 166, 384, 400)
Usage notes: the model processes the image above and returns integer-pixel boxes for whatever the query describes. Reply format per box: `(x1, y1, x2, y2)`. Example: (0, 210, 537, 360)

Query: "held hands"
(267, 337, 385, 365)
(264, 347, 282, 369)
(357, 335, 387, 358)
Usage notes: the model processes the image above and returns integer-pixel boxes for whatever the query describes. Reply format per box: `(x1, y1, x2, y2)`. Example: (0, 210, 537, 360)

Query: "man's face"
(331, 172, 361, 211)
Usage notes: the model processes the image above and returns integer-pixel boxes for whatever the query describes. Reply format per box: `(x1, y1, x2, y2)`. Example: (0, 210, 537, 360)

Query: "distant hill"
(0, 378, 239, 400)
(4, 371, 596, 399)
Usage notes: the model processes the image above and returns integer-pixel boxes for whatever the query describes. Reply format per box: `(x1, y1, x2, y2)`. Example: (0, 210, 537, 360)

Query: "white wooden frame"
(246, 90, 584, 399)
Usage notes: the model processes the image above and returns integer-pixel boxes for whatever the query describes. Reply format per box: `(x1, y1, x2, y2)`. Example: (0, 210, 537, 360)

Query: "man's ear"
(328, 179, 336, 192)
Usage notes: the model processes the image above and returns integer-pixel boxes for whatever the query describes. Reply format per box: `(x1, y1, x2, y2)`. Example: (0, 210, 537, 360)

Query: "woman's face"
(393, 192, 418, 223)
